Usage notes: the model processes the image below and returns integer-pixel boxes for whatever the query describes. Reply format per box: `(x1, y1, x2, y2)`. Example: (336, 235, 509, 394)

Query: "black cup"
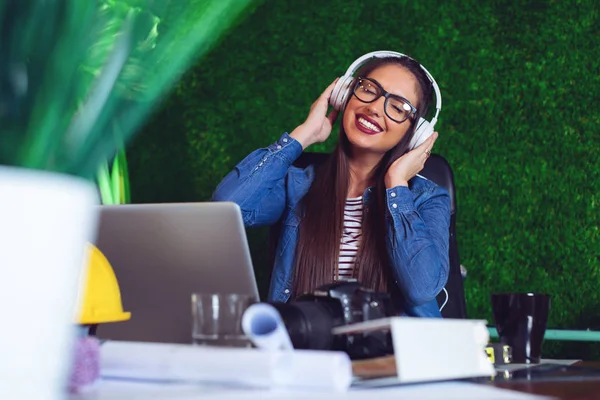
(491, 293, 550, 364)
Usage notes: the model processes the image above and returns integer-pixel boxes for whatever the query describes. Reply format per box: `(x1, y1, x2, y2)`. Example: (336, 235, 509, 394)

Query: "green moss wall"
(126, 0, 600, 359)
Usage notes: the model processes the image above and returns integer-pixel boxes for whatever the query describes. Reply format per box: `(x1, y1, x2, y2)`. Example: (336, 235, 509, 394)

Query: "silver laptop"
(93, 201, 259, 344)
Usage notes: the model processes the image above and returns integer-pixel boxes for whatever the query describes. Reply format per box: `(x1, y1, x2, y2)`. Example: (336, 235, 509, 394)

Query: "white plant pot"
(0, 166, 99, 399)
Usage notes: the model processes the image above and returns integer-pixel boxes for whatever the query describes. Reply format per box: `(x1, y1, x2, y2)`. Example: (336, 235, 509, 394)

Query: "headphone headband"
(342, 51, 442, 118)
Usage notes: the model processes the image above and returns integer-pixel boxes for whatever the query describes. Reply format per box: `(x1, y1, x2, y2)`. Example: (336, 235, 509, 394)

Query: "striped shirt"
(337, 196, 363, 280)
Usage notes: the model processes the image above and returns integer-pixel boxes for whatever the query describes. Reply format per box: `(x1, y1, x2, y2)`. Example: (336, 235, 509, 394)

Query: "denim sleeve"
(211, 133, 303, 227)
(384, 185, 451, 307)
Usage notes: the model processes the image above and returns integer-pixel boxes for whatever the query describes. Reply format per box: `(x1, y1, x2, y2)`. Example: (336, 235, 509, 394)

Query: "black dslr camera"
(270, 280, 398, 359)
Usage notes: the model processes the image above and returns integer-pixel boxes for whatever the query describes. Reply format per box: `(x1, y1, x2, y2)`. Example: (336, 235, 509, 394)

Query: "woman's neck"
(347, 151, 384, 198)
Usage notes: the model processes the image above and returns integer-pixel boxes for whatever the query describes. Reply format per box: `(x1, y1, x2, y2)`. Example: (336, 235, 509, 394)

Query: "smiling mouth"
(355, 114, 383, 135)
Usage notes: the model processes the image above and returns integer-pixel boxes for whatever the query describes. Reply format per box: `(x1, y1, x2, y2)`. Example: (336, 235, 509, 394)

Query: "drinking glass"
(191, 293, 255, 347)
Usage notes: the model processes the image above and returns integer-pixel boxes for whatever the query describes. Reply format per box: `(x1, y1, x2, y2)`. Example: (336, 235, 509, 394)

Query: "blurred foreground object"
(0, 1, 256, 399)
(68, 336, 101, 394)
(69, 244, 130, 393)
(0, 166, 99, 400)
(0, 0, 257, 179)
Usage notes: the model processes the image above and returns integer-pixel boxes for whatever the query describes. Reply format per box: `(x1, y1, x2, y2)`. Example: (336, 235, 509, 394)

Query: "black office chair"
(268, 152, 467, 319)
(420, 154, 467, 319)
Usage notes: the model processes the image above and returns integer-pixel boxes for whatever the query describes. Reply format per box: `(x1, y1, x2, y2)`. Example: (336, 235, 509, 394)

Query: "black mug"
(491, 293, 550, 364)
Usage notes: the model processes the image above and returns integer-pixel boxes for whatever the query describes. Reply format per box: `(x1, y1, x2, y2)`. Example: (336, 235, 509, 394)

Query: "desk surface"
(72, 364, 600, 400)
(72, 380, 550, 400)
(352, 357, 600, 400)
(73, 352, 600, 400)
(493, 362, 600, 400)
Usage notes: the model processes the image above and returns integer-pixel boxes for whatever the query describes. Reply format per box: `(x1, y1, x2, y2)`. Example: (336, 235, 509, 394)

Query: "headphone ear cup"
(330, 76, 354, 111)
(408, 118, 434, 150)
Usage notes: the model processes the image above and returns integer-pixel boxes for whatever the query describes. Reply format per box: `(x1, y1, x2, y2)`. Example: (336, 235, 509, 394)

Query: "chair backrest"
(419, 154, 467, 319)
(269, 152, 467, 318)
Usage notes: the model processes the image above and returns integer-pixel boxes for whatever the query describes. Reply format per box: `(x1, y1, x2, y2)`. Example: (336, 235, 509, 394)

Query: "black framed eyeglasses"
(352, 77, 417, 123)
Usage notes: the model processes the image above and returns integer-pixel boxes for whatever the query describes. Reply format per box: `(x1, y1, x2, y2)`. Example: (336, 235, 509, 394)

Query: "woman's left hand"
(385, 132, 438, 188)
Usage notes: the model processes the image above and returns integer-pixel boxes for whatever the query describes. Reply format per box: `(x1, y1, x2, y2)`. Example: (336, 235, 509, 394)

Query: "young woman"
(212, 53, 450, 318)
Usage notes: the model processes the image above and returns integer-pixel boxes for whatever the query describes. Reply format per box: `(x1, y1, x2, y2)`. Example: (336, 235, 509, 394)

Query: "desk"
(353, 357, 600, 400)
(73, 351, 600, 400)
(493, 362, 600, 400)
(72, 379, 550, 400)
(495, 380, 600, 400)
(70, 368, 600, 400)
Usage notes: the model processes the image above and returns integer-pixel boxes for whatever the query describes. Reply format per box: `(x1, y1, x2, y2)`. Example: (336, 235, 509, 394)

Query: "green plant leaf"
(0, 0, 257, 179)
(97, 162, 114, 205)
(110, 152, 122, 204)
(116, 148, 131, 204)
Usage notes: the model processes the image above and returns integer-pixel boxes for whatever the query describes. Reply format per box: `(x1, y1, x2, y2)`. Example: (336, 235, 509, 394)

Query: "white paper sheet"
(70, 378, 553, 400)
(100, 341, 352, 392)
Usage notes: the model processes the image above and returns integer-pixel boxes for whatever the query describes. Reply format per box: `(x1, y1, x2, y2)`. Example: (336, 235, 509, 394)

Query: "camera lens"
(270, 300, 345, 350)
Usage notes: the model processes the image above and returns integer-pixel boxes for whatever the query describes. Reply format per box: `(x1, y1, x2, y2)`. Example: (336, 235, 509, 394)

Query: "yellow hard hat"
(77, 244, 131, 324)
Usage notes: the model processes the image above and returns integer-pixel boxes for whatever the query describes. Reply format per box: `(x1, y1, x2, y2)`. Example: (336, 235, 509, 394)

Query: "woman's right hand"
(290, 78, 339, 149)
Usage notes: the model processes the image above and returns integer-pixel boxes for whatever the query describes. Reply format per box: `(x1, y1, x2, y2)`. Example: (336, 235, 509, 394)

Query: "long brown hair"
(292, 56, 435, 297)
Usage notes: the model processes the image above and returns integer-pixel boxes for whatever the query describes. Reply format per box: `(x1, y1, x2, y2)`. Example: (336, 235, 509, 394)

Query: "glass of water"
(191, 293, 255, 347)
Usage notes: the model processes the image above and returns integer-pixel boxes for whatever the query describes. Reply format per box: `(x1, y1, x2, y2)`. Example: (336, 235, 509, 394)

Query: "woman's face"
(342, 64, 420, 155)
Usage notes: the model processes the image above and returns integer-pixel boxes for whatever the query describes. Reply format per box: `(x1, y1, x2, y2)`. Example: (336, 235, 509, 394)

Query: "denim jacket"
(212, 133, 451, 318)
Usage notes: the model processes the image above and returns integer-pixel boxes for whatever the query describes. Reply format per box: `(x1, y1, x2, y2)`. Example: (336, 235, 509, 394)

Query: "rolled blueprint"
(241, 302, 294, 351)
(100, 341, 352, 392)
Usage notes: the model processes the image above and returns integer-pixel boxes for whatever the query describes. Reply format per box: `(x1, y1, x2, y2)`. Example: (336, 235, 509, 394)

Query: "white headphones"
(330, 51, 442, 150)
